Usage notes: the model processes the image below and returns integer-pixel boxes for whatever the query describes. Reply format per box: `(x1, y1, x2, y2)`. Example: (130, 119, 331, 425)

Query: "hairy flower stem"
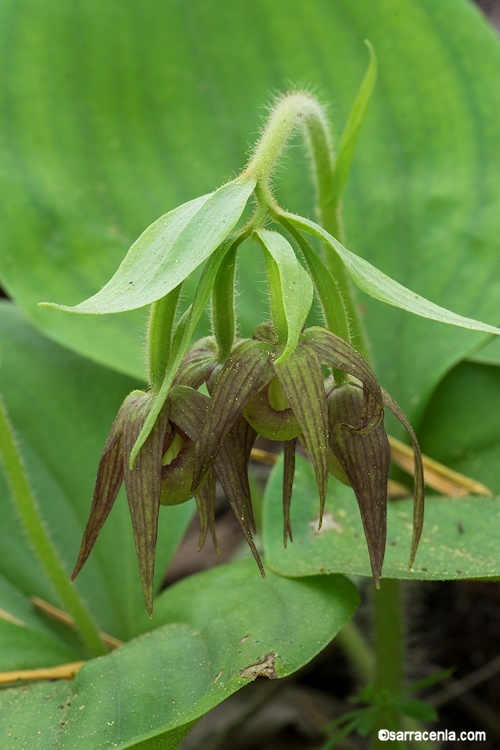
(250, 90, 408, 734)
(0, 399, 106, 658)
(245, 91, 366, 358)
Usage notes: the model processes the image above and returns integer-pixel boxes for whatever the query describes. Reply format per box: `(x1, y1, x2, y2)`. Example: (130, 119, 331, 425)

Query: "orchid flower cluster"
(43, 59, 500, 614)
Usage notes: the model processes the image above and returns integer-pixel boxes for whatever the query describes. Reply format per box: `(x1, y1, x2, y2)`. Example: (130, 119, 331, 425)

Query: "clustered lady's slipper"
(43, 72, 500, 612)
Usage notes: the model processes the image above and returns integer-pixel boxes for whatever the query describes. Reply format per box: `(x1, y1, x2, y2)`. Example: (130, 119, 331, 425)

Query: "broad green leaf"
(0, 577, 80, 670)
(0, 618, 78, 672)
(255, 229, 314, 362)
(41, 177, 255, 314)
(264, 454, 500, 581)
(0, 302, 193, 643)
(0, 560, 359, 749)
(468, 336, 500, 366)
(282, 210, 500, 338)
(418, 360, 500, 494)
(2, 0, 500, 412)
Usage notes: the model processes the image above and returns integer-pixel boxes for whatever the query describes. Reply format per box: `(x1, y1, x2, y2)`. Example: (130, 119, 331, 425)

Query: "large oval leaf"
(263, 453, 500, 582)
(418, 360, 500, 494)
(0, 560, 359, 749)
(2, 0, 500, 407)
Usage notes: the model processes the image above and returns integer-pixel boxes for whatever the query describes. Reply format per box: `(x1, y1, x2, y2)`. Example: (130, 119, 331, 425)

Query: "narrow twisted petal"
(328, 384, 390, 587)
(382, 388, 425, 568)
(274, 344, 329, 523)
(71, 391, 141, 582)
(215, 416, 262, 575)
(192, 339, 274, 491)
(240, 414, 260, 535)
(169, 385, 216, 548)
(302, 327, 384, 431)
(283, 439, 297, 546)
(195, 468, 218, 553)
(170, 385, 261, 571)
(122, 394, 169, 616)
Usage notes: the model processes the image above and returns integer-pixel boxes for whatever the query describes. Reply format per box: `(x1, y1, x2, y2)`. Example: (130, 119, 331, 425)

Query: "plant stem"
(336, 620, 376, 682)
(147, 285, 182, 394)
(0, 398, 106, 658)
(212, 243, 238, 361)
(246, 93, 332, 184)
(245, 92, 366, 356)
(372, 579, 404, 746)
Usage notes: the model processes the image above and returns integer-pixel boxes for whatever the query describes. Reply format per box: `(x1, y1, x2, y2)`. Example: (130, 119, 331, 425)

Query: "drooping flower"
(192, 324, 424, 585)
(72, 345, 265, 615)
(71, 390, 169, 616)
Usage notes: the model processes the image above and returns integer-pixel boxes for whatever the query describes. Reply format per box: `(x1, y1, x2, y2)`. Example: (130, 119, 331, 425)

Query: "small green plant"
(40, 50, 498, 616)
(2, 3, 500, 748)
(322, 670, 452, 748)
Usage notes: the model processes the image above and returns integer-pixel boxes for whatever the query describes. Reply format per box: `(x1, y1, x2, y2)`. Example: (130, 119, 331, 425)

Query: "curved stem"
(0, 399, 106, 658)
(245, 91, 367, 354)
(246, 93, 334, 186)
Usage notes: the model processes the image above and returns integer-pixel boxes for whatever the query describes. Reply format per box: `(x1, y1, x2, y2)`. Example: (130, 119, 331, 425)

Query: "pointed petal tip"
(143, 590, 154, 618)
(70, 553, 87, 583)
(317, 494, 326, 530)
(407, 549, 417, 571)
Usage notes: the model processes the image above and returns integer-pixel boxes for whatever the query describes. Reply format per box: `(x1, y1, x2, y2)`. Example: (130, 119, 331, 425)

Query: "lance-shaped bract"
(41, 177, 256, 315)
(72, 391, 169, 616)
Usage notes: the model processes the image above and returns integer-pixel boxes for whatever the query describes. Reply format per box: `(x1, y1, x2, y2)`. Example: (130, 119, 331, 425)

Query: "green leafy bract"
(255, 228, 313, 362)
(41, 177, 256, 314)
(282, 211, 500, 337)
(330, 40, 378, 212)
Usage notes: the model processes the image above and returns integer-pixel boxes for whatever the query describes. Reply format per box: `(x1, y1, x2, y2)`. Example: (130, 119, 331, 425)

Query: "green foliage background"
(1, 0, 499, 747)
